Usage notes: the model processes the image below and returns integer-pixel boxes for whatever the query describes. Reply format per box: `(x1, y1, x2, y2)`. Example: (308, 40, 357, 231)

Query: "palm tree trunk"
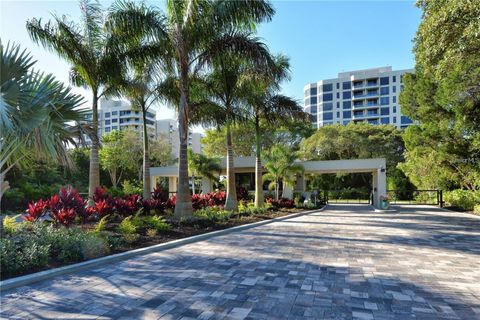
(254, 117, 264, 208)
(225, 121, 238, 211)
(88, 92, 100, 199)
(275, 178, 279, 201)
(142, 104, 151, 199)
(174, 76, 193, 218)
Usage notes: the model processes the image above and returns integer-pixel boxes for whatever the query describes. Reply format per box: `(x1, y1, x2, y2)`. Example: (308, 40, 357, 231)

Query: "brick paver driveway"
(1, 204, 480, 320)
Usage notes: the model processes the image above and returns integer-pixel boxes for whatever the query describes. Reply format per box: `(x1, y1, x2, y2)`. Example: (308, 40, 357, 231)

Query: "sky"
(0, 0, 421, 127)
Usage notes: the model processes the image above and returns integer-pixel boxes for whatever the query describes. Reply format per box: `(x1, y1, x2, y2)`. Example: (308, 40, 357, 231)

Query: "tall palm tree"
(109, 0, 276, 217)
(244, 55, 308, 207)
(0, 41, 85, 212)
(26, 0, 124, 199)
(263, 145, 304, 201)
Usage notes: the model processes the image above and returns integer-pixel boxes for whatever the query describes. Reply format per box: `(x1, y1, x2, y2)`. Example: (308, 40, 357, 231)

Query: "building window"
(342, 91, 351, 99)
(112, 118, 118, 123)
(392, 86, 396, 93)
(105, 112, 110, 118)
(120, 119, 124, 123)
(310, 87, 317, 96)
(310, 96, 317, 105)
(343, 101, 351, 109)
(380, 97, 389, 105)
(336, 111, 340, 118)
(400, 75, 403, 83)
(393, 75, 396, 82)
(322, 83, 333, 92)
(323, 102, 333, 111)
(105, 127, 111, 133)
(336, 83, 339, 89)
(112, 111, 118, 116)
(343, 120, 350, 125)
(342, 82, 351, 90)
(380, 107, 390, 115)
(105, 120, 110, 125)
(393, 116, 397, 123)
(112, 126, 118, 130)
(393, 96, 397, 103)
(380, 87, 389, 95)
(311, 106, 317, 113)
(393, 106, 397, 113)
(323, 93, 333, 101)
(336, 92, 340, 99)
(323, 112, 333, 121)
(336, 102, 340, 108)
(381, 118, 389, 124)
(343, 111, 351, 118)
(401, 116, 413, 124)
(380, 77, 389, 85)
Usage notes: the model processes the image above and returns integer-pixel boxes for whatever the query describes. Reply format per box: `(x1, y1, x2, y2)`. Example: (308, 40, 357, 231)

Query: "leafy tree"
(399, 0, 480, 191)
(187, 149, 221, 194)
(263, 145, 304, 201)
(27, 0, 124, 198)
(299, 123, 411, 191)
(150, 133, 174, 168)
(0, 41, 85, 212)
(99, 130, 133, 188)
(202, 124, 256, 158)
(109, 0, 276, 217)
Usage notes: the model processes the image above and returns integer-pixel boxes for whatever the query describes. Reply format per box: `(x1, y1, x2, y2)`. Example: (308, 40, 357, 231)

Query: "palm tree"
(0, 41, 85, 212)
(109, 0, 276, 217)
(188, 148, 221, 194)
(244, 55, 307, 207)
(263, 145, 304, 201)
(26, 0, 124, 199)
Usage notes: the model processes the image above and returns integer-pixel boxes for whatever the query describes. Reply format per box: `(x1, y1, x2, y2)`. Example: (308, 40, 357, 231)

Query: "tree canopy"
(399, 0, 480, 191)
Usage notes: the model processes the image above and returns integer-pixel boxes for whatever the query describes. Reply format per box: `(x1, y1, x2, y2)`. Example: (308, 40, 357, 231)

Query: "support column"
(201, 177, 213, 193)
(168, 176, 178, 194)
(296, 174, 306, 193)
(372, 171, 378, 208)
(150, 175, 157, 192)
(283, 183, 293, 199)
(372, 168, 387, 209)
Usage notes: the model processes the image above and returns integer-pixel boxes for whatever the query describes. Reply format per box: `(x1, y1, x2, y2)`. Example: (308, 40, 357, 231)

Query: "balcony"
(353, 82, 364, 89)
(352, 111, 379, 119)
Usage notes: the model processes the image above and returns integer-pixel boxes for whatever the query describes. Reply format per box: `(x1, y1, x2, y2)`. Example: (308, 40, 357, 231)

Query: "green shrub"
(122, 180, 142, 195)
(143, 216, 171, 231)
(146, 228, 157, 237)
(194, 207, 232, 222)
(94, 215, 110, 233)
(3, 216, 20, 234)
(238, 202, 267, 215)
(80, 234, 109, 260)
(444, 189, 479, 211)
(474, 204, 480, 215)
(117, 216, 137, 235)
(0, 236, 50, 276)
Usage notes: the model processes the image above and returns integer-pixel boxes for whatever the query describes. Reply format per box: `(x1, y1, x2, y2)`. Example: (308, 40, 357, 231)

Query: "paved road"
(1, 204, 480, 320)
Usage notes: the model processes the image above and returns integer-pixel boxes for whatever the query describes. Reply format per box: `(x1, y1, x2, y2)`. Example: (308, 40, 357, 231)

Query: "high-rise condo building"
(304, 66, 414, 129)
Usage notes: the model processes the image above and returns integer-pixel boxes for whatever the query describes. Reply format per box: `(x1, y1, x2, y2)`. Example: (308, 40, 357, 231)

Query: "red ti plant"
(94, 199, 113, 218)
(24, 199, 49, 222)
(51, 208, 77, 227)
(58, 186, 88, 222)
(115, 194, 140, 216)
(152, 187, 168, 202)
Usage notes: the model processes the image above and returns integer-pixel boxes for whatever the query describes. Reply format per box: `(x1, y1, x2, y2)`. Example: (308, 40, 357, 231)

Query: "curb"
(0, 207, 325, 292)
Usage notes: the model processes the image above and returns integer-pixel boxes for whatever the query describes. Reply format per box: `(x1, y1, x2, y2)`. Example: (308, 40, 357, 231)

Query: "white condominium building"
(85, 98, 157, 139)
(156, 119, 203, 158)
(304, 66, 414, 130)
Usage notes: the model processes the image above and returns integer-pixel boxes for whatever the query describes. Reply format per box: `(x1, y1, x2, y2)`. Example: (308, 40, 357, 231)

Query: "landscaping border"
(0, 207, 325, 291)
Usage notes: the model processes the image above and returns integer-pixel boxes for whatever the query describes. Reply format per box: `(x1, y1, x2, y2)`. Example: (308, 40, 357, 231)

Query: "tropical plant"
(243, 55, 306, 207)
(187, 148, 221, 194)
(108, 0, 276, 217)
(27, 0, 125, 198)
(99, 130, 133, 188)
(263, 145, 304, 201)
(0, 41, 85, 213)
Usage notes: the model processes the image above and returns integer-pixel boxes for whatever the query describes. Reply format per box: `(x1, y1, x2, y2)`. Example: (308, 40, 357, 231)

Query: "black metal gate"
(386, 190, 443, 207)
(324, 190, 372, 204)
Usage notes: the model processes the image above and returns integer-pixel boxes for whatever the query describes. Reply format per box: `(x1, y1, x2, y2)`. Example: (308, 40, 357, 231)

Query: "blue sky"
(0, 0, 421, 122)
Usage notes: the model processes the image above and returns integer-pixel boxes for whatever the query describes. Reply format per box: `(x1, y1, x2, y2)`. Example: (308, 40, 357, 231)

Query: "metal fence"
(324, 190, 372, 204)
(386, 190, 443, 207)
